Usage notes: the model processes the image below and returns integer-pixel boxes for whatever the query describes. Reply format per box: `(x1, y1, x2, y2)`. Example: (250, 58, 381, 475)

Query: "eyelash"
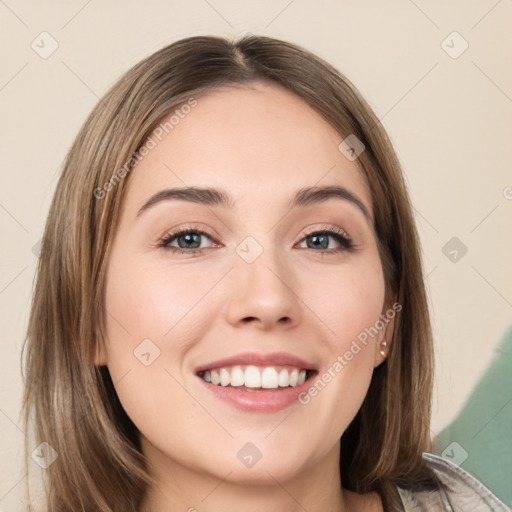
(158, 226, 354, 256)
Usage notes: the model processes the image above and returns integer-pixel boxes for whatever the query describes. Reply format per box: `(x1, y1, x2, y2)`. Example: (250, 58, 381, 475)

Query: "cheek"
(101, 249, 233, 413)
(306, 255, 386, 348)
(104, 254, 225, 349)
(102, 254, 220, 456)
(295, 255, 385, 436)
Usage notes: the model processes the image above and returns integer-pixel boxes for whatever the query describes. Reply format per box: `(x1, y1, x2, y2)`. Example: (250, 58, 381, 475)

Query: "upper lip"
(195, 352, 317, 373)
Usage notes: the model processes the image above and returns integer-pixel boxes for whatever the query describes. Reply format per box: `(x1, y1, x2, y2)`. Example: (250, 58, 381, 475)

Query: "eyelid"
(299, 224, 351, 241)
(166, 223, 218, 238)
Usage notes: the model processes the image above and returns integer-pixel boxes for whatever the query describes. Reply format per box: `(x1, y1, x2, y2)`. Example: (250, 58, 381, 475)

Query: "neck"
(138, 440, 363, 512)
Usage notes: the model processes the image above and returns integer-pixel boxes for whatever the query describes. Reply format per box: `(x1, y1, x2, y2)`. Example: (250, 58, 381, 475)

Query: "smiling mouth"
(197, 365, 316, 391)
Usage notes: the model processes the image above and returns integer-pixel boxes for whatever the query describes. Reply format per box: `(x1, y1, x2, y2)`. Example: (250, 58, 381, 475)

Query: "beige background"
(1, 0, 511, 509)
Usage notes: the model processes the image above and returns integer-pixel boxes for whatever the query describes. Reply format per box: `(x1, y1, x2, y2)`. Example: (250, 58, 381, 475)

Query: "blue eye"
(159, 226, 353, 255)
(170, 232, 203, 249)
(159, 228, 216, 254)
(298, 228, 353, 253)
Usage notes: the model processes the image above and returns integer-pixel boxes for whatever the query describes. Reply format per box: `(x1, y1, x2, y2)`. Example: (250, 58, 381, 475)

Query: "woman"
(22, 34, 507, 511)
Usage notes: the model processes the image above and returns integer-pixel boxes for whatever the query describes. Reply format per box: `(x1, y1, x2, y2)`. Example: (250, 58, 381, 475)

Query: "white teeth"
(261, 367, 278, 388)
(230, 366, 244, 387)
(278, 368, 289, 387)
(219, 368, 230, 387)
(200, 365, 310, 389)
(245, 366, 261, 388)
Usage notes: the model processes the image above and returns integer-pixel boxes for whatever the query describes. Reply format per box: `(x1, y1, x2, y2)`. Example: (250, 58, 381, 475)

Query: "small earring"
(380, 340, 388, 357)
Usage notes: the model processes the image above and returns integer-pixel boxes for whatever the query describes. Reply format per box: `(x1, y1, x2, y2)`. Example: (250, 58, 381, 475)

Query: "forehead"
(122, 83, 372, 216)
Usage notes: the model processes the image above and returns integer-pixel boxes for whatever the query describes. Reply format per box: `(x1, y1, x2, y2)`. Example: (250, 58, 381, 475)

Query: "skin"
(97, 82, 394, 512)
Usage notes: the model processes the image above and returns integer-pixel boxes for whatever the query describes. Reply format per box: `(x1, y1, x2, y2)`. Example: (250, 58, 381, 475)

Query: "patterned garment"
(395, 453, 509, 511)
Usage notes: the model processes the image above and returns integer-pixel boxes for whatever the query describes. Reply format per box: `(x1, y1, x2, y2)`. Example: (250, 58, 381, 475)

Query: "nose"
(224, 249, 302, 331)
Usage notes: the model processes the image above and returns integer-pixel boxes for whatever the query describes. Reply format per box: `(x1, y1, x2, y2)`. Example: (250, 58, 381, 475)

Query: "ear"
(93, 339, 109, 366)
(373, 299, 400, 368)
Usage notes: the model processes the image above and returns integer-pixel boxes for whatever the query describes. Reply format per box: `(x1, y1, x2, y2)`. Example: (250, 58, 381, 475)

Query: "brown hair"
(22, 34, 434, 511)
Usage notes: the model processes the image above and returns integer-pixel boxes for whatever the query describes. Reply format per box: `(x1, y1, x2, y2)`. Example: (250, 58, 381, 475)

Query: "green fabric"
(434, 325, 512, 506)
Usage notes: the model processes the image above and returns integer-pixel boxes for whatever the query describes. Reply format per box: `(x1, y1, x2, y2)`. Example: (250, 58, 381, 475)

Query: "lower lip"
(197, 374, 315, 413)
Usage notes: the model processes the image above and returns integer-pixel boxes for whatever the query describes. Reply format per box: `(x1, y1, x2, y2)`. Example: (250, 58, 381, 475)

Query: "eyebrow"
(136, 185, 371, 220)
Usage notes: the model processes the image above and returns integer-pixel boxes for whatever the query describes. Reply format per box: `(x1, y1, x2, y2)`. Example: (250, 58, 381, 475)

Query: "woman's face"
(100, 83, 392, 487)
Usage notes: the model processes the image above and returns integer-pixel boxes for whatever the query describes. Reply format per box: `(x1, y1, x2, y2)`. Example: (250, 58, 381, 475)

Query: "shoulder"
(395, 452, 509, 511)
